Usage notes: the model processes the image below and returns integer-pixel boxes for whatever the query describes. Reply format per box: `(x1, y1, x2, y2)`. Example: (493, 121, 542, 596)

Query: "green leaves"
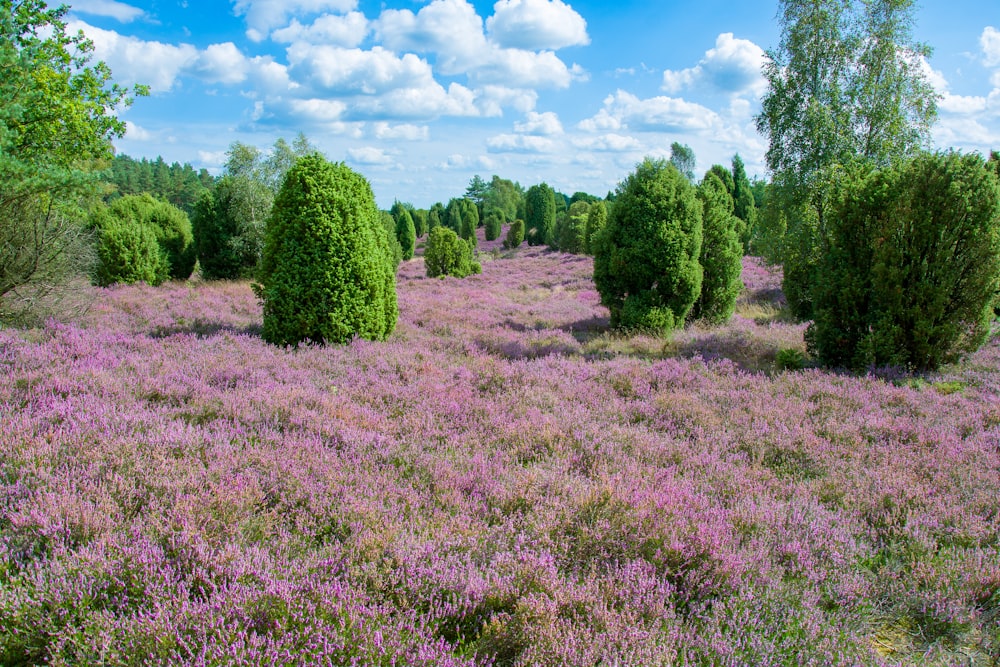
(257, 155, 398, 346)
(594, 158, 703, 333)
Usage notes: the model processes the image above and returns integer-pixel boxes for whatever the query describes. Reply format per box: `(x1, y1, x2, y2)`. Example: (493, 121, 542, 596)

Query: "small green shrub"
(691, 171, 743, 325)
(256, 155, 398, 346)
(809, 152, 1000, 371)
(109, 194, 195, 280)
(484, 211, 503, 242)
(593, 158, 703, 333)
(425, 226, 480, 278)
(92, 208, 169, 286)
(776, 348, 806, 371)
(503, 219, 525, 250)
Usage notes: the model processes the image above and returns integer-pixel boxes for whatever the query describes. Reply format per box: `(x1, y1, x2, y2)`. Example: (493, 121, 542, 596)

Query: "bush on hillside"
(256, 155, 398, 346)
(594, 158, 703, 333)
(503, 219, 525, 250)
(691, 172, 743, 324)
(91, 207, 169, 286)
(808, 151, 1000, 371)
(108, 194, 195, 280)
(524, 184, 556, 246)
(484, 211, 503, 241)
(425, 226, 481, 278)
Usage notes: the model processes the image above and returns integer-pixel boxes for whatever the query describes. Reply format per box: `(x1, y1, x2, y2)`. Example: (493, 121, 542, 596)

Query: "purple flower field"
(1, 243, 998, 666)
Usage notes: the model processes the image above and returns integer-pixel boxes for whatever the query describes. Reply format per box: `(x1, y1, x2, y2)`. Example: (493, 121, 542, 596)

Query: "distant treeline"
(105, 155, 215, 216)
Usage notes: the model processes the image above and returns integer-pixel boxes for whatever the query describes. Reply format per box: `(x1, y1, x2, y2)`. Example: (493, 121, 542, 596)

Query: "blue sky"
(67, 0, 1000, 208)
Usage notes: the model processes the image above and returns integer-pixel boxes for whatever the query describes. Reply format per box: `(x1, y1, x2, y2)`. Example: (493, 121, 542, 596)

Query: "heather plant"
(425, 226, 481, 278)
(809, 151, 1000, 371)
(255, 155, 397, 346)
(691, 172, 743, 325)
(503, 218, 525, 250)
(2, 246, 999, 666)
(594, 158, 702, 332)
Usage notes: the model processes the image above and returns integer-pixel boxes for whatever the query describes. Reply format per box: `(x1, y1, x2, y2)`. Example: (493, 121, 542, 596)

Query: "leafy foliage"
(584, 200, 607, 256)
(691, 173, 743, 325)
(0, 0, 139, 322)
(554, 201, 589, 254)
(594, 158, 703, 333)
(669, 142, 697, 182)
(808, 152, 1000, 371)
(256, 155, 398, 346)
(109, 194, 195, 281)
(424, 226, 481, 279)
(524, 183, 556, 247)
(484, 211, 503, 242)
(191, 179, 260, 280)
(756, 0, 938, 320)
(91, 194, 193, 285)
(394, 206, 416, 261)
(503, 219, 525, 250)
(91, 206, 168, 287)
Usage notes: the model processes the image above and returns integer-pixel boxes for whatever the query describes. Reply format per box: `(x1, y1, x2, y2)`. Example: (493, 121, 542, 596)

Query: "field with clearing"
(1, 239, 998, 665)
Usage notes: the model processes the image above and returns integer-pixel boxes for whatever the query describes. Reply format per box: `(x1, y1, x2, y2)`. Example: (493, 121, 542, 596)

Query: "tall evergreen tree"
(524, 183, 556, 246)
(594, 159, 703, 333)
(692, 173, 744, 325)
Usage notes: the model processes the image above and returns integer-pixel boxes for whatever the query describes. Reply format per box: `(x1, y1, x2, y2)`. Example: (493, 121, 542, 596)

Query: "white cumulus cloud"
(514, 111, 563, 135)
(272, 12, 369, 46)
(371, 122, 430, 141)
(232, 0, 358, 41)
(486, 133, 557, 153)
(982, 26, 1000, 67)
(70, 0, 145, 22)
(486, 0, 589, 50)
(287, 44, 435, 95)
(662, 33, 766, 97)
(375, 0, 487, 75)
(580, 90, 721, 134)
(573, 133, 641, 152)
(70, 20, 198, 91)
(348, 146, 395, 165)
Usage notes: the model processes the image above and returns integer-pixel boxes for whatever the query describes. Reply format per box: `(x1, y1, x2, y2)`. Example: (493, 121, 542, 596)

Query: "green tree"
(483, 211, 503, 242)
(594, 158, 703, 332)
(503, 219, 525, 250)
(380, 211, 403, 269)
(411, 209, 427, 238)
(465, 174, 489, 213)
(427, 203, 443, 234)
(483, 176, 521, 221)
(670, 142, 697, 182)
(395, 206, 416, 260)
(525, 183, 556, 246)
(256, 155, 397, 346)
(756, 0, 937, 319)
(0, 0, 141, 321)
(108, 193, 195, 280)
(691, 173, 743, 324)
(555, 200, 589, 254)
(460, 200, 479, 248)
(584, 200, 607, 255)
(808, 152, 1000, 371)
(192, 178, 259, 280)
(424, 226, 481, 278)
(731, 154, 758, 251)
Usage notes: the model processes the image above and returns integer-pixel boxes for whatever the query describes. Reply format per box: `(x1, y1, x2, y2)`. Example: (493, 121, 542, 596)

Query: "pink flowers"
(0, 248, 997, 664)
